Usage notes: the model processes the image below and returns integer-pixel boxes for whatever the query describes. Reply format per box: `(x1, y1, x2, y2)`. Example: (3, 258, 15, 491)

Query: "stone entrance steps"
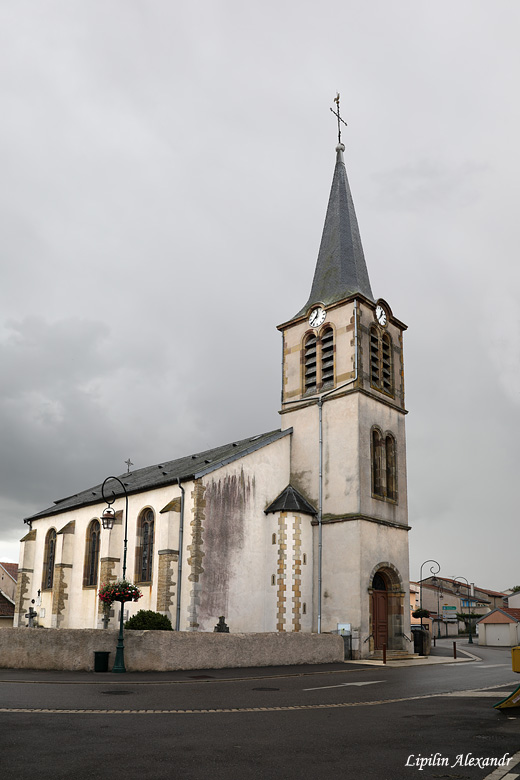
(369, 650, 419, 661)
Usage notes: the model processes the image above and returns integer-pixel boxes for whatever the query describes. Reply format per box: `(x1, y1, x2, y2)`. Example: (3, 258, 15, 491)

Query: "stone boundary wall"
(0, 629, 344, 672)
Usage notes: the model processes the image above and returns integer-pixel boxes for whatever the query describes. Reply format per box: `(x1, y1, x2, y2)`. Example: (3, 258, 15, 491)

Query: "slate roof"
(25, 428, 292, 523)
(264, 485, 317, 516)
(295, 144, 374, 318)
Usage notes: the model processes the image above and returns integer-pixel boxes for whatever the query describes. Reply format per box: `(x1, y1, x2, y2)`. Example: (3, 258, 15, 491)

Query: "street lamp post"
(437, 585, 443, 638)
(419, 559, 441, 630)
(101, 476, 129, 673)
(453, 575, 473, 644)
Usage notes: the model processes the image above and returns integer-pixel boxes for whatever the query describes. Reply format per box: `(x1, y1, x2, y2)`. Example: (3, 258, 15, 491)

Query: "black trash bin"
(94, 651, 110, 672)
(411, 626, 427, 655)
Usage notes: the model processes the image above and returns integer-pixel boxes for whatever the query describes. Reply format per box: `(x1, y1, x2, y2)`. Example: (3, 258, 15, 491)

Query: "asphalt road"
(2, 641, 519, 780)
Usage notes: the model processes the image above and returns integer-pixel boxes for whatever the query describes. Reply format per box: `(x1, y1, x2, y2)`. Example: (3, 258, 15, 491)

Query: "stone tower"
(278, 141, 411, 653)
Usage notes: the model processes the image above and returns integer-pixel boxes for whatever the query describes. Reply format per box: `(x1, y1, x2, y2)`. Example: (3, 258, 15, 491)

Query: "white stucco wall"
(317, 518, 410, 649)
(16, 435, 298, 635)
(192, 435, 291, 633)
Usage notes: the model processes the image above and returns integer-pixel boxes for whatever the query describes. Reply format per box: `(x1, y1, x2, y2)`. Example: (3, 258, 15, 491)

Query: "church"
(14, 129, 412, 658)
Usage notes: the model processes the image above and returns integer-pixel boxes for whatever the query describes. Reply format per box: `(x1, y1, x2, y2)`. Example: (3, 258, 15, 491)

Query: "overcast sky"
(0, 1, 518, 593)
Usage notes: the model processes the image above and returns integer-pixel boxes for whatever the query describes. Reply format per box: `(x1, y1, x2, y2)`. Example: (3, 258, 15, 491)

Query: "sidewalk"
(347, 640, 481, 668)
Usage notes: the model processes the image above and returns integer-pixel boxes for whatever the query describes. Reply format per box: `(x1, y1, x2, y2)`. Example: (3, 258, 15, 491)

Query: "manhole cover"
(101, 690, 133, 695)
(252, 687, 280, 691)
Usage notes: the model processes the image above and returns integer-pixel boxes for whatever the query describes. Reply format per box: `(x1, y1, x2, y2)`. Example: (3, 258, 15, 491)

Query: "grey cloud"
(373, 159, 487, 211)
(1, 1, 519, 591)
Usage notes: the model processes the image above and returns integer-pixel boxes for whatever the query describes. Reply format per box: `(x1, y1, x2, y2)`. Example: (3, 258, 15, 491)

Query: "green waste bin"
(94, 651, 110, 672)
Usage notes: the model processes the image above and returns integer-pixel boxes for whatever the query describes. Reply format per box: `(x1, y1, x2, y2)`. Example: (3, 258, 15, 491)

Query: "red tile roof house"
(477, 608, 520, 647)
(0, 563, 17, 628)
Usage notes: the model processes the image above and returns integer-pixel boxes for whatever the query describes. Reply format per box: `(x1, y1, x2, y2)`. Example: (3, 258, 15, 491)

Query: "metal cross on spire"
(330, 92, 348, 145)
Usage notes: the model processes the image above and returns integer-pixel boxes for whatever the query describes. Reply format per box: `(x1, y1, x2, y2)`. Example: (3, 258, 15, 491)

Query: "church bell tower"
(277, 107, 411, 655)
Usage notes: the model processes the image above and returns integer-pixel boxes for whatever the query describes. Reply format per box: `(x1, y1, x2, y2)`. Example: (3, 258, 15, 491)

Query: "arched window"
(84, 519, 101, 588)
(136, 508, 154, 583)
(320, 327, 334, 388)
(371, 429, 384, 498)
(385, 435, 397, 501)
(43, 528, 57, 590)
(304, 334, 317, 393)
(371, 428, 398, 503)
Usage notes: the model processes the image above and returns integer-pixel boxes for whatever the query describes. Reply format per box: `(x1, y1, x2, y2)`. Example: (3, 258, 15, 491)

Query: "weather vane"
(330, 92, 348, 145)
(124, 458, 134, 474)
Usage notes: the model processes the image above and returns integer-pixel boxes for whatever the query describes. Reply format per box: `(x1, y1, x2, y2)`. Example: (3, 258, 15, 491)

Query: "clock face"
(309, 307, 326, 327)
(375, 305, 387, 326)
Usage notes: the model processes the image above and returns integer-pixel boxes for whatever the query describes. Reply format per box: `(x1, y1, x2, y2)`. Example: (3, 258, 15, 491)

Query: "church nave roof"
(25, 428, 292, 523)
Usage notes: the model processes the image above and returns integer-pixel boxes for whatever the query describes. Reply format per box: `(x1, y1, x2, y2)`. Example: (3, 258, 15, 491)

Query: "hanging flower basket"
(98, 580, 143, 606)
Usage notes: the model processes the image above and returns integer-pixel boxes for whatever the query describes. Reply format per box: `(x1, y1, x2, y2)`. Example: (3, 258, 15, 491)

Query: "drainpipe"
(317, 396, 323, 634)
(175, 478, 185, 632)
(281, 330, 285, 407)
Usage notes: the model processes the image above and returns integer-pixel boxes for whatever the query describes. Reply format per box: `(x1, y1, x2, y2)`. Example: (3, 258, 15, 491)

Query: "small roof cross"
(330, 92, 348, 145)
(124, 458, 134, 474)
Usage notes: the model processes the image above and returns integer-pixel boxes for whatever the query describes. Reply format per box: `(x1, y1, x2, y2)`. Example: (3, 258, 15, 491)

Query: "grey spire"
(296, 143, 374, 317)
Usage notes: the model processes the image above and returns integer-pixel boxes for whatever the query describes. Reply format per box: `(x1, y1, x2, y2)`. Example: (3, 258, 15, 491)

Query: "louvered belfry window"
(382, 333, 393, 394)
(321, 327, 334, 388)
(304, 334, 317, 393)
(370, 326, 380, 388)
(370, 327, 393, 397)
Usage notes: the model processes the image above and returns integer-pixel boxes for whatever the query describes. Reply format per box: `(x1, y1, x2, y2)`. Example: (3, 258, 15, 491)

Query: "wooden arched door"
(372, 572, 388, 650)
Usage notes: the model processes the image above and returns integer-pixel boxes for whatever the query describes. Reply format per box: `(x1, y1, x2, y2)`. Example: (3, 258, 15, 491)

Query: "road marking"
(478, 664, 508, 668)
(483, 750, 520, 780)
(446, 691, 514, 698)
(303, 680, 384, 691)
(0, 683, 514, 715)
